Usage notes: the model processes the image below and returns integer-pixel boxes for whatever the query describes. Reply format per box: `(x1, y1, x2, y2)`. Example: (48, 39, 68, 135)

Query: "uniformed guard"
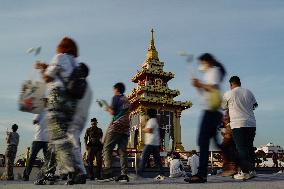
(84, 118, 103, 180)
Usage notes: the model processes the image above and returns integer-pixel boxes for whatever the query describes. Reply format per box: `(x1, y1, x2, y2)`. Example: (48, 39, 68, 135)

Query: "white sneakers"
(154, 175, 165, 181)
(233, 171, 257, 181)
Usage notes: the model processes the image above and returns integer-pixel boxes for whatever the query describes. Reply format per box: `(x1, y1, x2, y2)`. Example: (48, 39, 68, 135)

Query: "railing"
(2, 150, 284, 171)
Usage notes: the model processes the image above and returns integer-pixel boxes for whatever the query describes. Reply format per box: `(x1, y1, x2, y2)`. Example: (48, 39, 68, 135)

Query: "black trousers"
(197, 111, 222, 178)
(232, 127, 256, 173)
(87, 147, 102, 179)
(23, 141, 48, 177)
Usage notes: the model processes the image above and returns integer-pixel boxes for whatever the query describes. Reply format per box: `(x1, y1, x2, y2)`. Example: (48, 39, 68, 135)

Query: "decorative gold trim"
(131, 68, 175, 82)
(128, 85, 180, 99)
(175, 143, 185, 152)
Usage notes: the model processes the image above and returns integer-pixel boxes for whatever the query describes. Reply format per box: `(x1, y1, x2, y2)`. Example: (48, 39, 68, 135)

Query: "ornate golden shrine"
(128, 29, 192, 152)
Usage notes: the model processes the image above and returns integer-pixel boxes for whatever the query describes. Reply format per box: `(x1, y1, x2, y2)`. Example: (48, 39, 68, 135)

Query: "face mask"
(198, 64, 207, 72)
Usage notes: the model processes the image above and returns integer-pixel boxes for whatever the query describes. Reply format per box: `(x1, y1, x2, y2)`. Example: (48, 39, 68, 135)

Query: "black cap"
(91, 118, 97, 123)
(12, 124, 18, 130)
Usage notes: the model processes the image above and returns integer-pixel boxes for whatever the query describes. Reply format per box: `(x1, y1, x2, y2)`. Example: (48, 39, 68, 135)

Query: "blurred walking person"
(23, 112, 48, 181)
(34, 37, 82, 185)
(1, 124, 19, 180)
(137, 108, 164, 181)
(186, 53, 226, 183)
(222, 76, 258, 180)
(84, 118, 103, 180)
(102, 82, 131, 182)
(67, 63, 92, 184)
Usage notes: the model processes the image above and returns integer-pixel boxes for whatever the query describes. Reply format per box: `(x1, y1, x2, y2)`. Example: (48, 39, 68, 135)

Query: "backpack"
(66, 64, 88, 99)
(58, 58, 88, 99)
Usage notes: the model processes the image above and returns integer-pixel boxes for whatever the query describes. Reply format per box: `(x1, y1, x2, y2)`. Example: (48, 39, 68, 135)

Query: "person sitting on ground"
(187, 150, 199, 176)
(169, 152, 186, 178)
(137, 108, 164, 181)
(1, 124, 20, 181)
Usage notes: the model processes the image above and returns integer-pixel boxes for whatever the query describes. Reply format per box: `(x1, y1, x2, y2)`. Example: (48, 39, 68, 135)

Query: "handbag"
(209, 88, 222, 111)
(18, 68, 46, 114)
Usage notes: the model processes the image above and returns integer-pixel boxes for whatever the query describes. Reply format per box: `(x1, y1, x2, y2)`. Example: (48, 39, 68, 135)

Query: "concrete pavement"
(1, 173, 284, 189)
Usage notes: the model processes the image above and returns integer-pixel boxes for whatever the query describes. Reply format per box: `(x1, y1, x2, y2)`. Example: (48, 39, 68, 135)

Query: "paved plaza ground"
(1, 173, 284, 189)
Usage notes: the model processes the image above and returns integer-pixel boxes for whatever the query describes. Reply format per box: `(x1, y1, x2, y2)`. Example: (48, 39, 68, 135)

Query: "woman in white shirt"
(186, 53, 226, 183)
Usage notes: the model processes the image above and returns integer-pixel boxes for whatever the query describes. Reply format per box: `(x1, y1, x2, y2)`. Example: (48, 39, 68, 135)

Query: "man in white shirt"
(137, 108, 164, 180)
(222, 76, 258, 180)
(23, 112, 48, 181)
(187, 150, 199, 176)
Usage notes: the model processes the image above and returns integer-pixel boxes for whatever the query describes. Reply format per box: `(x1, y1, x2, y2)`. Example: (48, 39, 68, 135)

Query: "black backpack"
(66, 64, 88, 99)
(59, 60, 88, 99)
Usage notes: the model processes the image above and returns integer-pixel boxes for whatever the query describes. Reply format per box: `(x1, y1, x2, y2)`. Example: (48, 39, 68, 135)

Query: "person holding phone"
(102, 82, 131, 182)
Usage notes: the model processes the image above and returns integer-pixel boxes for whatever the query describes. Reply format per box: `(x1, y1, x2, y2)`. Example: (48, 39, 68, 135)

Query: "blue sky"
(0, 0, 284, 156)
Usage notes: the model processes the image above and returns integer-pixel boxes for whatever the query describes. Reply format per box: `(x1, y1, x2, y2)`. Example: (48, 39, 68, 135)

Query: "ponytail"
(214, 61, 226, 82)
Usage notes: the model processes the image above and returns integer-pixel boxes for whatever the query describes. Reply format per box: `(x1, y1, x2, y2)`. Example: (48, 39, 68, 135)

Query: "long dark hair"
(198, 53, 226, 81)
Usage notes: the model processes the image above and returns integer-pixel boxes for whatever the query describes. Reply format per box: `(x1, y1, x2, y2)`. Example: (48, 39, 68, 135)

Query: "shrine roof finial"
(150, 28, 155, 49)
(146, 28, 159, 61)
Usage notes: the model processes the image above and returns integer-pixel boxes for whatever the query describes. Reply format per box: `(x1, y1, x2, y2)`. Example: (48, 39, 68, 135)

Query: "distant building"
(257, 143, 284, 154)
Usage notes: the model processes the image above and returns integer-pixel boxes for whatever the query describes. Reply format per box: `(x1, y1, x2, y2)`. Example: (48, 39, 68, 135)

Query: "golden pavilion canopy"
(128, 29, 192, 152)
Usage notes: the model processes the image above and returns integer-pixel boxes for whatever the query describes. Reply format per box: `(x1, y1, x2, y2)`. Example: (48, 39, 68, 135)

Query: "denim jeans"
(232, 127, 256, 173)
(137, 145, 163, 177)
(103, 132, 129, 175)
(197, 111, 222, 178)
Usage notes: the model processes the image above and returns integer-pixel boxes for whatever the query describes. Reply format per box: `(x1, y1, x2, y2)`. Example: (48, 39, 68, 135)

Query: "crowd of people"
(1, 37, 261, 185)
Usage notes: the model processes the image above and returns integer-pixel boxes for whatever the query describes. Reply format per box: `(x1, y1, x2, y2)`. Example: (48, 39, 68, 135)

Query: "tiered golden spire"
(146, 29, 159, 61)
